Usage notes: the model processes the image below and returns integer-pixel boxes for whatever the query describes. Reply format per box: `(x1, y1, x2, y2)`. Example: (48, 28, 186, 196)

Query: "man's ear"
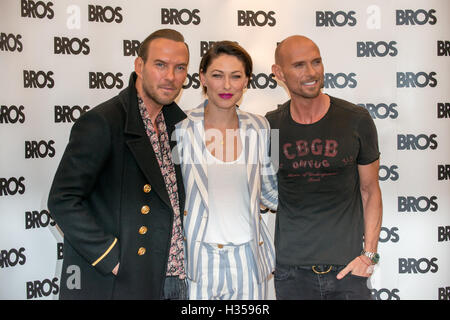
(134, 56, 144, 78)
(272, 64, 285, 82)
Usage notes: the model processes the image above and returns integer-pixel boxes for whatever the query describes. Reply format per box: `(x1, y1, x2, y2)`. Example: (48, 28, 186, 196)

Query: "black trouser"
(161, 276, 188, 300)
(274, 264, 372, 300)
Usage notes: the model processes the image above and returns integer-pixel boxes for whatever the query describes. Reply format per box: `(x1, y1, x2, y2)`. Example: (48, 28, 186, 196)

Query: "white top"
(203, 146, 252, 245)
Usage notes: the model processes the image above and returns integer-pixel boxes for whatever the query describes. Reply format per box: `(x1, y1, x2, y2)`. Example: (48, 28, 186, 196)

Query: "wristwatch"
(361, 250, 380, 265)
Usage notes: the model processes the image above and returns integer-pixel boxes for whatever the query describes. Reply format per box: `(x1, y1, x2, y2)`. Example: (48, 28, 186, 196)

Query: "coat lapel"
(164, 103, 187, 213)
(120, 72, 186, 213)
(126, 136, 172, 210)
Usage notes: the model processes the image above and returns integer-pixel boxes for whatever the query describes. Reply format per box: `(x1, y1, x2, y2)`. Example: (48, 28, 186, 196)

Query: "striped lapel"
(240, 111, 264, 275)
(238, 109, 260, 246)
(184, 102, 209, 210)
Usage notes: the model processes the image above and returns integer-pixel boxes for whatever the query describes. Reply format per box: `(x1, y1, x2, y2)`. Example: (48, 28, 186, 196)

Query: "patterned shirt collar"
(137, 95, 164, 127)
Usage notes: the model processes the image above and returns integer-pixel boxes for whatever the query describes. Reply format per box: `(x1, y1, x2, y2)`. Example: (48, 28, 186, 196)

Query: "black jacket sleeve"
(48, 110, 119, 275)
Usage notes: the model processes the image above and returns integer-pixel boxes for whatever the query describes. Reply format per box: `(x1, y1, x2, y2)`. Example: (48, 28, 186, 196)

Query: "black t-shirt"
(266, 95, 380, 266)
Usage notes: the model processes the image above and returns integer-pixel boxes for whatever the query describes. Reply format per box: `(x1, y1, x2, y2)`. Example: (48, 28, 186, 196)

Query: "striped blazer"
(174, 100, 278, 284)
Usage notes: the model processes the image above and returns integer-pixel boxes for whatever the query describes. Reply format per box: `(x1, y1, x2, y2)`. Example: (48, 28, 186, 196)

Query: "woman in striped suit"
(175, 41, 278, 299)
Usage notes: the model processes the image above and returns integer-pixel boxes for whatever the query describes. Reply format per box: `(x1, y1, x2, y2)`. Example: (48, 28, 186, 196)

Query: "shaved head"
(275, 35, 320, 66)
(272, 35, 325, 100)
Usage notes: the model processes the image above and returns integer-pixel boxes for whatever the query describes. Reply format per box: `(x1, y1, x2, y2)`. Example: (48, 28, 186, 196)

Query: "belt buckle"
(312, 265, 332, 275)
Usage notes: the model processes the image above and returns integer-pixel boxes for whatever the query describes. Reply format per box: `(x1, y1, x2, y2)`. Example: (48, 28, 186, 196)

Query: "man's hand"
(336, 256, 373, 280)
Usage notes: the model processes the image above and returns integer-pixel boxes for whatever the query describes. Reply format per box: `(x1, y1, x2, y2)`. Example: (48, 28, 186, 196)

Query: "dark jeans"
(161, 276, 188, 300)
(274, 264, 372, 300)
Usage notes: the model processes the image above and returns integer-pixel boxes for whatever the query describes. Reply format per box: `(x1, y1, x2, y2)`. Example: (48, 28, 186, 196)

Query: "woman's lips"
(219, 93, 233, 99)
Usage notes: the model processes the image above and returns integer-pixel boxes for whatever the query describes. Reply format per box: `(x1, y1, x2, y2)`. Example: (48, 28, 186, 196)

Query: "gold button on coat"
(259, 241, 264, 246)
(141, 205, 150, 214)
(143, 184, 151, 193)
(137, 247, 146, 255)
(183, 210, 188, 216)
(139, 226, 148, 235)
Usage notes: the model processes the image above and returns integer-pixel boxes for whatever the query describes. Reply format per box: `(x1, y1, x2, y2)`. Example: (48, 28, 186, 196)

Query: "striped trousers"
(188, 242, 268, 300)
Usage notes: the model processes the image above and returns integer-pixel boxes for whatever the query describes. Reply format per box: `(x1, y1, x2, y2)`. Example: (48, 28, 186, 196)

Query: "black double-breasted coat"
(48, 72, 186, 299)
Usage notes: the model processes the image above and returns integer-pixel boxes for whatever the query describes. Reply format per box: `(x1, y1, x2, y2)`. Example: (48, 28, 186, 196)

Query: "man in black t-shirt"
(266, 35, 382, 300)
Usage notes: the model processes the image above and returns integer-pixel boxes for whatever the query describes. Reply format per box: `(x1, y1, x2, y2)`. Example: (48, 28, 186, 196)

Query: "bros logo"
(88, 5, 122, 23)
(123, 40, 140, 56)
(25, 210, 56, 229)
(25, 140, 55, 159)
(57, 243, 63, 260)
(247, 73, 277, 89)
(21, 0, 54, 19)
(0, 33, 23, 52)
(200, 41, 214, 57)
(379, 226, 399, 243)
(54, 37, 90, 55)
(378, 164, 399, 181)
(54, 105, 90, 123)
(397, 72, 437, 88)
(89, 72, 123, 89)
(26, 277, 59, 299)
(0, 105, 25, 124)
(438, 165, 450, 180)
(23, 70, 54, 88)
(398, 196, 438, 212)
(0, 177, 25, 196)
(437, 103, 450, 118)
(399, 257, 438, 274)
(437, 41, 450, 56)
(397, 134, 437, 150)
(200, 41, 240, 57)
(324, 73, 357, 89)
(356, 41, 398, 57)
(438, 287, 450, 300)
(358, 103, 398, 119)
(438, 226, 450, 242)
(237, 10, 276, 27)
(161, 8, 200, 25)
(0, 247, 26, 268)
(370, 288, 400, 300)
(200, 41, 217, 57)
(183, 73, 200, 89)
(316, 11, 357, 27)
(396, 9, 437, 25)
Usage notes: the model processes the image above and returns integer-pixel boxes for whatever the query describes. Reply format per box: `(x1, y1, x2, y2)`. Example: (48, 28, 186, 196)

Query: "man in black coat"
(48, 29, 189, 299)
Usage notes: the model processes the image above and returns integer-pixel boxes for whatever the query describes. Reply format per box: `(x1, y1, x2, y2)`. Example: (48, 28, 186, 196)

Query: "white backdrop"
(0, 0, 449, 300)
